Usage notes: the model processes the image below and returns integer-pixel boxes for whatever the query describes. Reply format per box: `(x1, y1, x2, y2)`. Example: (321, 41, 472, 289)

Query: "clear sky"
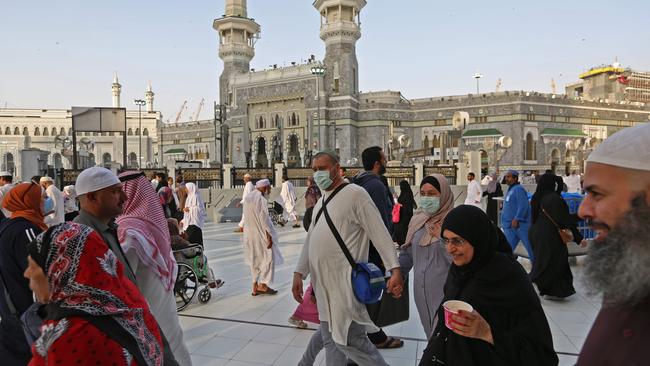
(1, 0, 648, 121)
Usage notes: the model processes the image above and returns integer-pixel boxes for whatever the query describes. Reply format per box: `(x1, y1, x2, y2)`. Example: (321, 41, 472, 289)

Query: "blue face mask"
(313, 170, 333, 191)
(419, 196, 440, 214)
(43, 197, 54, 213)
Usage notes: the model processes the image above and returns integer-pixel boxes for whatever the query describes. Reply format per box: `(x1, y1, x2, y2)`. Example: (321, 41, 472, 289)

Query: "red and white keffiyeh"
(116, 172, 177, 291)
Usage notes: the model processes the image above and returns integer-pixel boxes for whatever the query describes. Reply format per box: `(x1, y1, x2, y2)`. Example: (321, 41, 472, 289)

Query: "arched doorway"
(479, 150, 489, 176)
(88, 153, 96, 167)
(2, 153, 14, 174)
(565, 150, 573, 176)
(287, 134, 300, 167)
(550, 148, 560, 174)
(525, 133, 536, 160)
(102, 153, 112, 167)
(128, 152, 138, 168)
(256, 137, 268, 167)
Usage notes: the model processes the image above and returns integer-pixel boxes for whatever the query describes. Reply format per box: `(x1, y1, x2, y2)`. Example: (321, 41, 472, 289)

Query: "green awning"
(540, 128, 586, 137)
(462, 128, 502, 138)
(165, 148, 187, 154)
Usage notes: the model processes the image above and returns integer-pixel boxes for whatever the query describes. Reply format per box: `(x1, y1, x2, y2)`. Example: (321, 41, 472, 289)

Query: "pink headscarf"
(402, 174, 455, 248)
(116, 171, 177, 291)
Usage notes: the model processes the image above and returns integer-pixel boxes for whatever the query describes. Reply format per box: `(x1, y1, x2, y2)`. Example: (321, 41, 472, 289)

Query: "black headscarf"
(530, 173, 559, 223)
(420, 175, 441, 192)
(421, 205, 556, 366)
(441, 205, 513, 292)
(398, 180, 416, 208)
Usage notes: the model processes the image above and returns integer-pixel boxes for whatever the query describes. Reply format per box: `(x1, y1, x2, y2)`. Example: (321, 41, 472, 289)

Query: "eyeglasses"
(441, 237, 467, 248)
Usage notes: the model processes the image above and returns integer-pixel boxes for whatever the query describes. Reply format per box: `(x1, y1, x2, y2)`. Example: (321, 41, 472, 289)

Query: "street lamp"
(473, 72, 483, 94)
(134, 99, 146, 169)
(310, 65, 326, 153)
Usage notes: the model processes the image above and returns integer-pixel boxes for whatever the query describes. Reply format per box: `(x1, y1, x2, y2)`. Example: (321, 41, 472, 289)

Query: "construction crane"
(192, 98, 205, 121)
(174, 100, 187, 124)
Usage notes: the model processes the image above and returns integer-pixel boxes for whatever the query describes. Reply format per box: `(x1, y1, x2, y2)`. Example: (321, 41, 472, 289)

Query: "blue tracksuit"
(501, 183, 534, 261)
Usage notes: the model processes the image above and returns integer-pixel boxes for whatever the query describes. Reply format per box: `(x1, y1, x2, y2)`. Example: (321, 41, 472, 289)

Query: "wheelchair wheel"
(198, 287, 212, 304)
(175, 263, 198, 311)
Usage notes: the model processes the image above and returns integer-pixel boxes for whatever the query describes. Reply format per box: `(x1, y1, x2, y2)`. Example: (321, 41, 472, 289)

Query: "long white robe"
(242, 189, 284, 284)
(280, 180, 298, 221)
(44, 184, 65, 226)
(295, 184, 400, 345)
(464, 180, 483, 208)
(238, 181, 255, 228)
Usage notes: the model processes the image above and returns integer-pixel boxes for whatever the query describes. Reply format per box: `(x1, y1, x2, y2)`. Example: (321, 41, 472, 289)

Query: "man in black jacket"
(353, 146, 404, 350)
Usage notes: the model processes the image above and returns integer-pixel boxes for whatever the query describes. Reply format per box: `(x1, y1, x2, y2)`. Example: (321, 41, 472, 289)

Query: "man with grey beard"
(577, 123, 650, 366)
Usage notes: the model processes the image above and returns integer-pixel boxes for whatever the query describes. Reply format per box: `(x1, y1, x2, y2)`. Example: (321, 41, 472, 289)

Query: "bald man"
(577, 123, 650, 366)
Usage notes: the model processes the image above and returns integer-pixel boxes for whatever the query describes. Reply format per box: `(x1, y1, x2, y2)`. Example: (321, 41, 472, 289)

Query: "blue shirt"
(501, 183, 530, 228)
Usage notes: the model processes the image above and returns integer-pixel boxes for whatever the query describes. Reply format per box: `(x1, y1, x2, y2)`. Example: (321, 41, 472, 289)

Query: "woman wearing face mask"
(0, 183, 46, 365)
(398, 174, 455, 338)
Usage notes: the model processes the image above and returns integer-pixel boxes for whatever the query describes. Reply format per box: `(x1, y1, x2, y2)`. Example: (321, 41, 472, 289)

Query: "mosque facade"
(201, 0, 650, 175)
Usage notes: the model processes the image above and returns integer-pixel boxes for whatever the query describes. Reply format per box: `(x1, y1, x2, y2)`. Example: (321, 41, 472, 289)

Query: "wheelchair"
(268, 201, 286, 227)
(173, 244, 216, 311)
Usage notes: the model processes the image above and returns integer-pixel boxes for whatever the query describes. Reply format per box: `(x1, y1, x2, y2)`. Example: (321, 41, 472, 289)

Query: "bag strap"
(313, 183, 348, 226)
(323, 205, 357, 269)
(541, 206, 561, 230)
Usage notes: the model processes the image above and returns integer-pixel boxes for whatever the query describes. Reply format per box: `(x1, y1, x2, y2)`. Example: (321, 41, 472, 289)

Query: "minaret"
(112, 72, 121, 108)
(213, 0, 260, 105)
(314, 0, 366, 96)
(145, 81, 155, 112)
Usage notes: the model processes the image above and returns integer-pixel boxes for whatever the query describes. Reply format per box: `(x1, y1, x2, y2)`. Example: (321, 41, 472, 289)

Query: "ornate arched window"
(5, 127, 10, 135)
(43, 127, 49, 136)
(22, 127, 28, 136)
(34, 127, 40, 136)
(143, 128, 149, 136)
(60, 127, 66, 136)
(127, 128, 133, 136)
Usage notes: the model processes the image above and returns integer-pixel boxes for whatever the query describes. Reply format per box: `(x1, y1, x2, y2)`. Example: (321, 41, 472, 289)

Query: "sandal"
(255, 287, 278, 295)
(375, 336, 404, 349)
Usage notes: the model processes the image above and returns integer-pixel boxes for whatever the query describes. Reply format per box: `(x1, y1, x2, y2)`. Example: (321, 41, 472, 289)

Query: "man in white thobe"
(0, 171, 15, 218)
(563, 170, 582, 193)
(293, 151, 404, 366)
(280, 176, 300, 228)
(243, 178, 284, 296)
(464, 172, 482, 208)
(235, 173, 254, 233)
(40, 176, 64, 226)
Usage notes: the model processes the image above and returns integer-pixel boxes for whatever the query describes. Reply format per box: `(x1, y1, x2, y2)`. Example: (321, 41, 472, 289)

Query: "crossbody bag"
(541, 206, 574, 244)
(313, 183, 386, 304)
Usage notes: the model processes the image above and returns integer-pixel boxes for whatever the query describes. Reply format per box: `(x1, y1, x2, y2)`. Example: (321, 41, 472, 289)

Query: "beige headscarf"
(402, 174, 454, 247)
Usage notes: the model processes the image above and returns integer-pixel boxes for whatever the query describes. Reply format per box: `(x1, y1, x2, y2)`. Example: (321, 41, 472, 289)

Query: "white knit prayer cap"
(587, 123, 650, 172)
(75, 167, 121, 196)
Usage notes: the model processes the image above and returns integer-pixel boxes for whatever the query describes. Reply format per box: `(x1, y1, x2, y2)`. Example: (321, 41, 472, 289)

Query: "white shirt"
(123, 230, 192, 366)
(44, 184, 65, 225)
(0, 183, 15, 218)
(464, 180, 482, 207)
(280, 181, 297, 212)
(564, 174, 582, 193)
(295, 184, 399, 345)
(240, 181, 254, 204)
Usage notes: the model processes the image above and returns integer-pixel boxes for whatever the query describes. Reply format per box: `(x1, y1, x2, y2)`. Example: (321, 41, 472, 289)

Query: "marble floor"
(178, 221, 596, 366)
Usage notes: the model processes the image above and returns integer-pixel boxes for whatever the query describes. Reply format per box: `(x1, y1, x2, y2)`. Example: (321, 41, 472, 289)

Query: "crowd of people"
(0, 123, 648, 365)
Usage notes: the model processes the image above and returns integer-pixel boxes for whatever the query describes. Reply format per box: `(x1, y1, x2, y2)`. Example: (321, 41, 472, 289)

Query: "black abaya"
(419, 205, 558, 366)
(483, 184, 503, 224)
(529, 194, 576, 298)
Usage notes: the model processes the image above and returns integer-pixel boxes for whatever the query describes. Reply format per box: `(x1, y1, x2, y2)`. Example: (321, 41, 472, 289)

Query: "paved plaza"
(180, 221, 597, 365)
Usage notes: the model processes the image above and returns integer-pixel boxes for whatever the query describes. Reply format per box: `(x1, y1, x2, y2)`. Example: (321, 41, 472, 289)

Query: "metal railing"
(232, 168, 274, 188)
(177, 167, 222, 189)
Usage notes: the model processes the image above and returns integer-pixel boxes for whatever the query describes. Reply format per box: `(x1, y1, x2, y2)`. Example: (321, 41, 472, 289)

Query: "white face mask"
(419, 196, 441, 214)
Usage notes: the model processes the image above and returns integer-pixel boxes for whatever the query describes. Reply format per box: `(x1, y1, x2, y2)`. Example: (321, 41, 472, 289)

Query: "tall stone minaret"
(145, 81, 155, 112)
(314, 0, 366, 97)
(213, 0, 260, 105)
(112, 72, 121, 108)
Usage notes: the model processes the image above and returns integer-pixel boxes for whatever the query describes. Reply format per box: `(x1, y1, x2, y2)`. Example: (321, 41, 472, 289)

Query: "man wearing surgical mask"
(398, 174, 454, 338)
(293, 151, 403, 366)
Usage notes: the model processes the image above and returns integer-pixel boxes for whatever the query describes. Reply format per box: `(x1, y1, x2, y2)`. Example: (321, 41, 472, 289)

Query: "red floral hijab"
(28, 222, 163, 366)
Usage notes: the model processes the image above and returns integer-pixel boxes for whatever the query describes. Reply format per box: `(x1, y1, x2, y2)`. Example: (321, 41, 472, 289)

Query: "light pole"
(473, 72, 483, 94)
(310, 65, 326, 152)
(134, 99, 146, 168)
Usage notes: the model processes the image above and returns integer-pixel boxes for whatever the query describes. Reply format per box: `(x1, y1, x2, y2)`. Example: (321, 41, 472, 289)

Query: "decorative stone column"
(222, 163, 233, 189)
(274, 163, 285, 188)
(265, 148, 272, 169)
(299, 148, 306, 167)
(414, 162, 424, 184)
